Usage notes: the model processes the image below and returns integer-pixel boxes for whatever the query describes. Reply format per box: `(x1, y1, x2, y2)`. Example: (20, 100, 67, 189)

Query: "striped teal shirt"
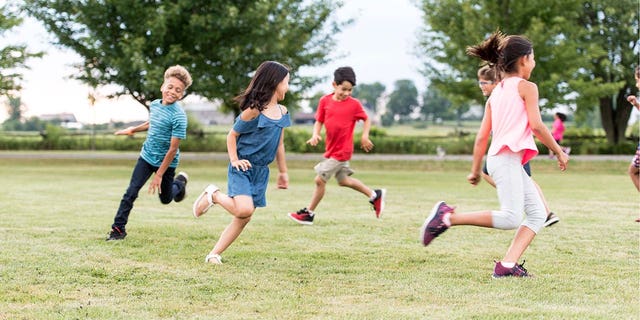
(140, 99, 187, 168)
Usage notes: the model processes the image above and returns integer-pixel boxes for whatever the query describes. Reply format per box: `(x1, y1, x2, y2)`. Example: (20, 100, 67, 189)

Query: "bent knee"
(235, 207, 255, 219)
(492, 211, 521, 230)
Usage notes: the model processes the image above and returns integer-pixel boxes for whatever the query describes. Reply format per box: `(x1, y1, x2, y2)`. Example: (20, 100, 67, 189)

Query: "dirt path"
(0, 150, 630, 162)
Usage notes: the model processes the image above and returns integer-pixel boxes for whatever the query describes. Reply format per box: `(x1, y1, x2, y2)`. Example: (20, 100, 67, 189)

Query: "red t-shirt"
(315, 94, 368, 161)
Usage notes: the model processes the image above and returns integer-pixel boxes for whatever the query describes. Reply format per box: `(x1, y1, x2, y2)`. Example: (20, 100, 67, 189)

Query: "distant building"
(183, 99, 234, 125)
(39, 112, 84, 129)
(39, 112, 77, 123)
(293, 112, 316, 124)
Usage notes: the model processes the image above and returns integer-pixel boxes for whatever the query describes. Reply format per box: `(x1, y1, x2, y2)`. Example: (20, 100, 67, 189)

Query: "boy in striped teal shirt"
(107, 65, 192, 241)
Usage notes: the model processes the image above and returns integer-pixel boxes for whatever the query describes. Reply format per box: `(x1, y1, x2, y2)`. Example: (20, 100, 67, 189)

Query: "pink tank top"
(487, 77, 538, 164)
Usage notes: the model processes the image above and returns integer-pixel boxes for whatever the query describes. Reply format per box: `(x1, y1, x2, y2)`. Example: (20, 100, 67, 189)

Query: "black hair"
(467, 30, 533, 74)
(555, 112, 567, 122)
(334, 66, 356, 86)
(234, 61, 290, 111)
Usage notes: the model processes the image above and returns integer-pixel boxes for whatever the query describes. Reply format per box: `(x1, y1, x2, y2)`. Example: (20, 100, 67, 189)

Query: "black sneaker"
(288, 208, 315, 225)
(544, 212, 559, 227)
(106, 226, 127, 241)
(173, 171, 188, 202)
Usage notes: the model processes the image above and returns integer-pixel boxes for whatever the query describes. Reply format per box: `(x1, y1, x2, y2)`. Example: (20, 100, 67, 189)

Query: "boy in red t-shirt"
(288, 67, 386, 225)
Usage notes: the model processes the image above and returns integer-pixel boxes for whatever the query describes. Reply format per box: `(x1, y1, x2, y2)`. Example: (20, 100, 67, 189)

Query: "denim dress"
(227, 107, 291, 207)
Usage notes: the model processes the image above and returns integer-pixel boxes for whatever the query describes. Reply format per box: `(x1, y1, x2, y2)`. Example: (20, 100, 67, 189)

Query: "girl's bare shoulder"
(239, 108, 261, 121)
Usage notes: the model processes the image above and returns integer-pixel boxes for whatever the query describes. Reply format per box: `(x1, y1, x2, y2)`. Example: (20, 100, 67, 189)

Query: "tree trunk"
(599, 89, 633, 144)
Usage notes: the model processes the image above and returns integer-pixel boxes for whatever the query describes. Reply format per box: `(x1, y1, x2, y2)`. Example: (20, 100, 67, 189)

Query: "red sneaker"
(288, 208, 315, 225)
(369, 189, 386, 218)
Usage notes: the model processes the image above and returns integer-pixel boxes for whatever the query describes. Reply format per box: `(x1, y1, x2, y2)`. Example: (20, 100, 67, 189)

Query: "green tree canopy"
(24, 0, 346, 114)
(0, 3, 42, 96)
(418, 0, 639, 144)
(352, 82, 385, 112)
(421, 84, 454, 123)
(386, 79, 418, 122)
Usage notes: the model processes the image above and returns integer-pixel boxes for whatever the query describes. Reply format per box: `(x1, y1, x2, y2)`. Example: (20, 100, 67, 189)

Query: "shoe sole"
(192, 185, 218, 218)
(287, 213, 313, 225)
(544, 216, 560, 227)
(174, 172, 189, 202)
(176, 171, 189, 182)
(420, 201, 444, 246)
(492, 273, 532, 279)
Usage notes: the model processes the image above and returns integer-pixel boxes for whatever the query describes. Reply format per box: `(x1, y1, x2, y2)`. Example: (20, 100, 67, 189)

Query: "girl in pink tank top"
(420, 30, 569, 278)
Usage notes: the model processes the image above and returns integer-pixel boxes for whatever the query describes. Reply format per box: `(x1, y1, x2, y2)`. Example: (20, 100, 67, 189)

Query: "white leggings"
(487, 150, 546, 233)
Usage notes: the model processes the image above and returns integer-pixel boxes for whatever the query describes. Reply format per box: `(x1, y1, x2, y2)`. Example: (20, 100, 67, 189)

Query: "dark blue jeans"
(112, 157, 184, 230)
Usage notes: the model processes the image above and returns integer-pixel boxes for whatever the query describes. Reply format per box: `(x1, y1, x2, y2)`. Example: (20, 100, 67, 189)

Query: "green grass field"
(1, 154, 638, 319)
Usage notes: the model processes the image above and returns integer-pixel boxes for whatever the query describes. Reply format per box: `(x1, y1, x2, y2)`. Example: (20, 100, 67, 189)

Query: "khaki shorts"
(314, 158, 354, 182)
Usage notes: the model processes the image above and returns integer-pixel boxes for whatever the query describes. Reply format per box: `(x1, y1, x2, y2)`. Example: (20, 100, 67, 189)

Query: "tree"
(386, 79, 418, 122)
(352, 82, 385, 112)
(417, 0, 638, 144)
(5, 95, 24, 121)
(306, 90, 325, 112)
(2, 95, 25, 130)
(421, 85, 454, 123)
(0, 3, 42, 96)
(572, 2, 639, 144)
(24, 0, 346, 114)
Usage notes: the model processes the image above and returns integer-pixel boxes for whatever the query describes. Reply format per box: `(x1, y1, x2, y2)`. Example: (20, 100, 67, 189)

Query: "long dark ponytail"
(467, 30, 533, 75)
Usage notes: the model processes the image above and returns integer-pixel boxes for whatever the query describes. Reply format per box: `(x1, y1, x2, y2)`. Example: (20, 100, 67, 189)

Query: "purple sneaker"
(492, 261, 531, 278)
(420, 201, 454, 246)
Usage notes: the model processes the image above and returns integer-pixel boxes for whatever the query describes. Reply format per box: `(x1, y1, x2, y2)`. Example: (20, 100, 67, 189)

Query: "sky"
(0, 0, 425, 124)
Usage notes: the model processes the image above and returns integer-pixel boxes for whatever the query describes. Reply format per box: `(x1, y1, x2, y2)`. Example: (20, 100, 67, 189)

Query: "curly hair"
(164, 65, 192, 90)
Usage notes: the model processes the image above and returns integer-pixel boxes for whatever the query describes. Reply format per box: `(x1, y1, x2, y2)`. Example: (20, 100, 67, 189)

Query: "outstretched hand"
(115, 126, 135, 136)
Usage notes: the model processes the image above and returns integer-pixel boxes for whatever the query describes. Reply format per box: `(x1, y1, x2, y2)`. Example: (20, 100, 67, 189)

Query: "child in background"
(107, 65, 192, 241)
(477, 65, 559, 227)
(549, 112, 570, 157)
(288, 66, 385, 225)
(625, 66, 640, 222)
(421, 31, 569, 278)
(192, 61, 291, 264)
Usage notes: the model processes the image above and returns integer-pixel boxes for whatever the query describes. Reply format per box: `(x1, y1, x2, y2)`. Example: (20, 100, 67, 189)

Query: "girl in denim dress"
(192, 61, 291, 264)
